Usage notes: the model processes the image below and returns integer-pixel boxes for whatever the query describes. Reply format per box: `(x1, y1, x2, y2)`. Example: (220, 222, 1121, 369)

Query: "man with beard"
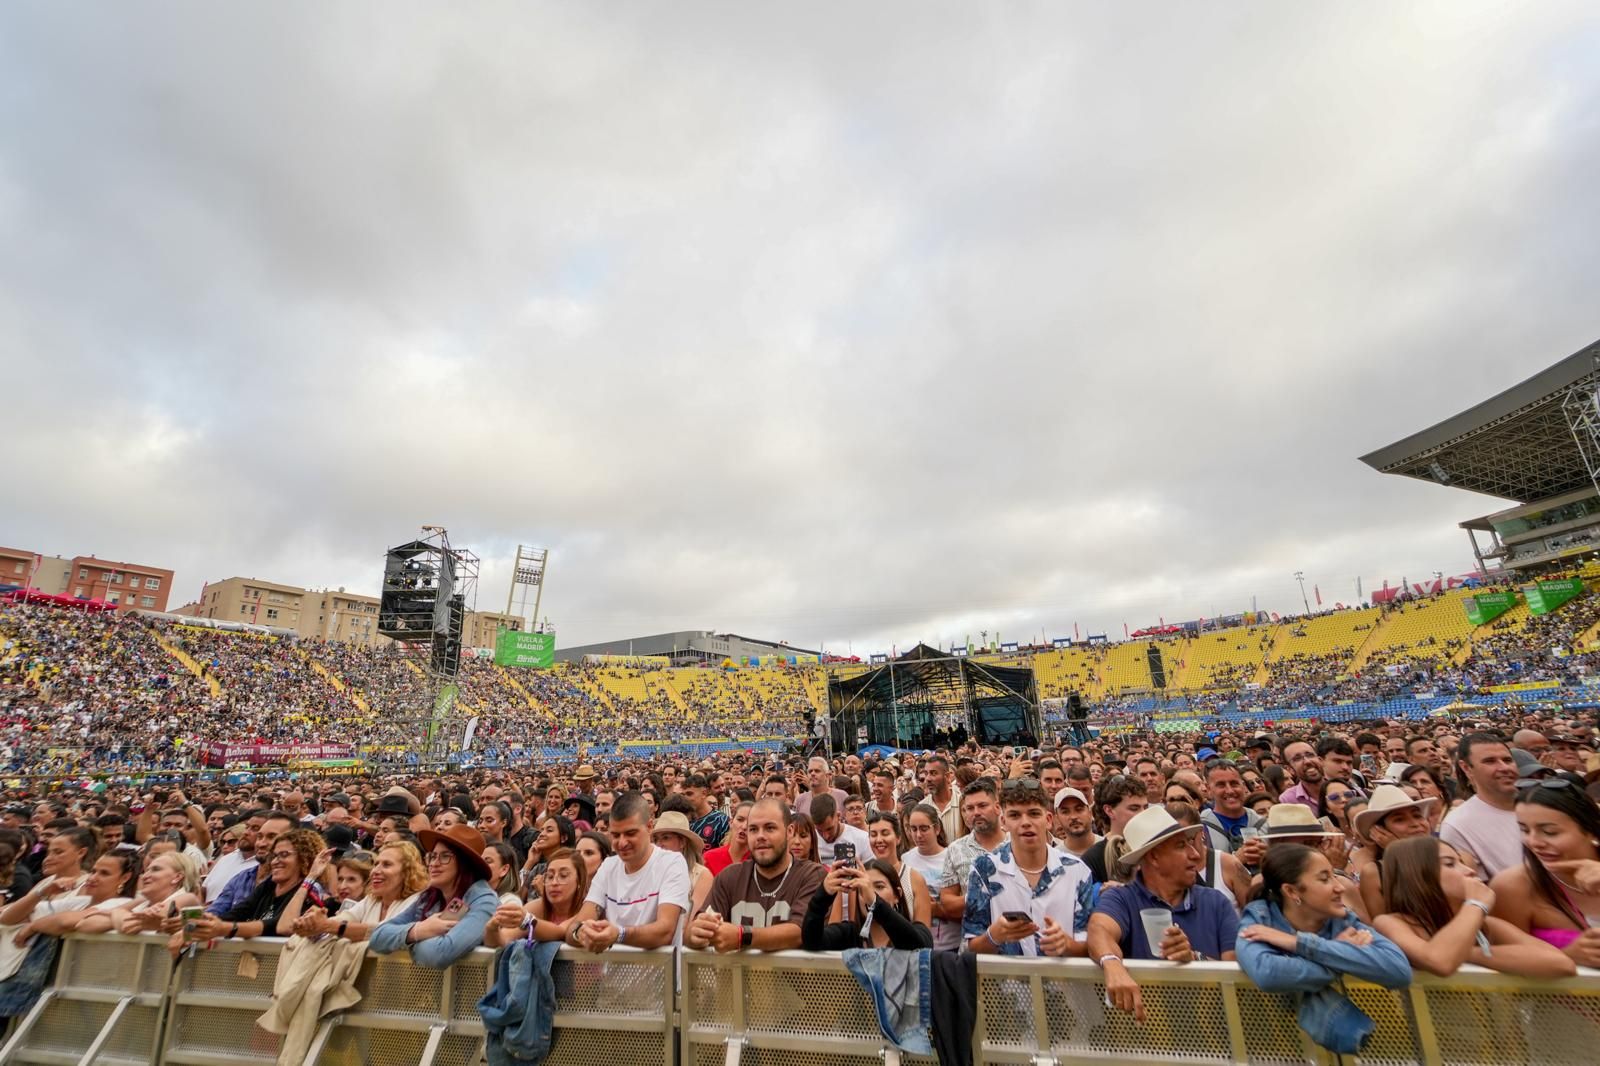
(686, 798, 825, 952)
(934, 779, 1006, 924)
(1052, 787, 1100, 859)
(1276, 740, 1324, 814)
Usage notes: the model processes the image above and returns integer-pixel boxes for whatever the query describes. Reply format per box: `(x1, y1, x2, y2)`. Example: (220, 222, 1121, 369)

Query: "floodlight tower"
(504, 545, 550, 632)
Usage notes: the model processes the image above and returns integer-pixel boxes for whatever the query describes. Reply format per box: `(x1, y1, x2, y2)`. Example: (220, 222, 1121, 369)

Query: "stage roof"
(1359, 337, 1600, 503)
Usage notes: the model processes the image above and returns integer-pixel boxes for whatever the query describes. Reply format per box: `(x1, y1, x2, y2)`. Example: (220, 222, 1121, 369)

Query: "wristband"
(741, 926, 753, 948)
(617, 925, 627, 945)
(1463, 898, 1491, 919)
(1096, 953, 1122, 967)
(337, 921, 349, 939)
(230, 922, 240, 939)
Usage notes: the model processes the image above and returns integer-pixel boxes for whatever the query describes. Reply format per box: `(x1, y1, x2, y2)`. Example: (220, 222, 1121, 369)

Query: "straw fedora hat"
(572, 764, 598, 782)
(416, 823, 492, 882)
(1118, 806, 1204, 868)
(1352, 784, 1438, 837)
(650, 811, 704, 860)
(1263, 804, 1342, 839)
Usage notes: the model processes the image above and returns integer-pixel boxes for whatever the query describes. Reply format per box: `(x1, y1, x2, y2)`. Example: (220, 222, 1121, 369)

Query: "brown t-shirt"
(701, 857, 826, 931)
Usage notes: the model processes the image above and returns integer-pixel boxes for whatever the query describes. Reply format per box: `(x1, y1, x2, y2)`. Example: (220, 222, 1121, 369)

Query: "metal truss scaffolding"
(826, 644, 1041, 751)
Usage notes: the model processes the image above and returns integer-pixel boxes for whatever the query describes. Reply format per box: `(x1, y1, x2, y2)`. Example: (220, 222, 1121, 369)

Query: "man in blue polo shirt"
(1088, 806, 1239, 1022)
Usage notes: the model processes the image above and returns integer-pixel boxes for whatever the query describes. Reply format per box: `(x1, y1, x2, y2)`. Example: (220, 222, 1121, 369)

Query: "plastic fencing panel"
(161, 935, 284, 1065)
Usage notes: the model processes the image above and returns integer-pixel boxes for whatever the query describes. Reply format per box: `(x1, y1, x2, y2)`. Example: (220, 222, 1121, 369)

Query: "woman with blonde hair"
(80, 851, 201, 935)
(291, 841, 426, 945)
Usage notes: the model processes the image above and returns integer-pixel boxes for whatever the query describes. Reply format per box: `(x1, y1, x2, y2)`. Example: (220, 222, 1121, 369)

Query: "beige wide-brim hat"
(650, 811, 704, 860)
(572, 764, 598, 781)
(1118, 806, 1204, 868)
(1263, 803, 1342, 839)
(1353, 784, 1438, 837)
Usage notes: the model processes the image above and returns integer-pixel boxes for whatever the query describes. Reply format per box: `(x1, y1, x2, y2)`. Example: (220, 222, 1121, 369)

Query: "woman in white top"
(289, 841, 426, 946)
(899, 803, 957, 950)
(0, 827, 97, 930)
(857, 811, 931, 927)
(82, 851, 202, 935)
(11, 849, 139, 944)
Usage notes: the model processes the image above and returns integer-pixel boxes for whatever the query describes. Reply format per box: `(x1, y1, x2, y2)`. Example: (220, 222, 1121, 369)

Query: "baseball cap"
(1053, 787, 1089, 809)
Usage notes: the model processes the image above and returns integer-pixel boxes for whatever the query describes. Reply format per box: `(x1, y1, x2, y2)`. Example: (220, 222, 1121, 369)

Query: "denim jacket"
(478, 938, 563, 1066)
(842, 947, 933, 1055)
(1235, 899, 1411, 1054)
(369, 880, 498, 968)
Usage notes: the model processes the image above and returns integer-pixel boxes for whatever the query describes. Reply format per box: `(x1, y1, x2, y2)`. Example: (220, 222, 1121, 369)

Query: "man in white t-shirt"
(1439, 733, 1523, 878)
(572, 791, 690, 952)
(810, 794, 871, 864)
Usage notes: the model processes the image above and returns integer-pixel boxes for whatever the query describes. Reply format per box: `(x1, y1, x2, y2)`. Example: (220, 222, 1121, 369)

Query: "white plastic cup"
(1140, 908, 1174, 957)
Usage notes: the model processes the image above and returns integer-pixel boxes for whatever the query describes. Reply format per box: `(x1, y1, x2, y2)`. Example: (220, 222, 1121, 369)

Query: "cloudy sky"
(5, 3, 1600, 654)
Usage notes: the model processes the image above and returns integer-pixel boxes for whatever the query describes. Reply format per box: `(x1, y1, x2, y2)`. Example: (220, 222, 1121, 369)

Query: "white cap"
(1053, 787, 1090, 809)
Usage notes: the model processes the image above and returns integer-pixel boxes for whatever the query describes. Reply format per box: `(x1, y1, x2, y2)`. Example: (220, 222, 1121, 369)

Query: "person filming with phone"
(802, 843, 931, 950)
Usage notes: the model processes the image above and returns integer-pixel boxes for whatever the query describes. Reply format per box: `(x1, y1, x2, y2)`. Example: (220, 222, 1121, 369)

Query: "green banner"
(1524, 578, 1583, 616)
(1464, 590, 1516, 626)
(495, 629, 555, 668)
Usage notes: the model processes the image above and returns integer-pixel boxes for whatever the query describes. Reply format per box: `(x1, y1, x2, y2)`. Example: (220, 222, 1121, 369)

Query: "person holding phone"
(963, 779, 1094, 957)
(802, 857, 931, 950)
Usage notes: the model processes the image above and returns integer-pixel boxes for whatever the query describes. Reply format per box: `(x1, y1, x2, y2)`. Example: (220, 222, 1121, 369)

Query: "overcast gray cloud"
(4, 2, 1600, 653)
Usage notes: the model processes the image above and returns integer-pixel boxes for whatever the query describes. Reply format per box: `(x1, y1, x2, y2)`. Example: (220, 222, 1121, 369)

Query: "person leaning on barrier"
(370, 823, 498, 967)
(687, 798, 825, 953)
(0, 825, 95, 930)
(802, 856, 932, 950)
(567, 791, 690, 953)
(1236, 844, 1411, 1055)
(10, 847, 139, 944)
(1373, 836, 1574, 978)
(290, 840, 425, 945)
(1489, 778, 1600, 968)
(1088, 807, 1240, 1022)
(190, 828, 330, 944)
(491, 846, 588, 947)
(963, 778, 1094, 957)
(85, 850, 201, 935)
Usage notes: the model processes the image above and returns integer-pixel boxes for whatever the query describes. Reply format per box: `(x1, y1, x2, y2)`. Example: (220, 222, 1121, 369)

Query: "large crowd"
(0, 711, 1592, 1059)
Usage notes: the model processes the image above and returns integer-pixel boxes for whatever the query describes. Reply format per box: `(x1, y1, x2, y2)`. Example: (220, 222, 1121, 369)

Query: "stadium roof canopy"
(1359, 337, 1600, 503)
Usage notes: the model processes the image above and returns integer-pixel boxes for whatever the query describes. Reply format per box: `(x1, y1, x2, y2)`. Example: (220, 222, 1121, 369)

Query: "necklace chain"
(754, 862, 794, 900)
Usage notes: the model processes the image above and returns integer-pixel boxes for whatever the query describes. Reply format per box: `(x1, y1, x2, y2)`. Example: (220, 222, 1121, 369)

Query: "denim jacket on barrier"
(841, 946, 933, 1056)
(477, 938, 564, 1066)
(1235, 899, 1412, 1054)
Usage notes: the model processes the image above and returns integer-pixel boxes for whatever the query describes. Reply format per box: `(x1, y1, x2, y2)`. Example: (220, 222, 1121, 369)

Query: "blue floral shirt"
(962, 842, 1096, 956)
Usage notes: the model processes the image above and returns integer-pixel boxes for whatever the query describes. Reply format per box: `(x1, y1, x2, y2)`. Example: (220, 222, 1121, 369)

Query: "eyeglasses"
(425, 850, 457, 866)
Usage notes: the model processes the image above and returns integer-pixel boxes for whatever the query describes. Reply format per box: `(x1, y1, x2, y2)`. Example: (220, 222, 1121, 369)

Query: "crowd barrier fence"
(1, 933, 1597, 1066)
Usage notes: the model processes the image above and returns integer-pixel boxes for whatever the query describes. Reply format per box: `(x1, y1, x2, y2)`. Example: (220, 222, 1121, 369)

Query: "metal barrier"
(0, 933, 170, 1065)
(686, 951, 1600, 1066)
(4, 933, 1599, 1066)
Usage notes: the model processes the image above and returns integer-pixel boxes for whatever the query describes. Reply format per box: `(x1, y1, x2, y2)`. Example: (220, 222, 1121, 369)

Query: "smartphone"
(833, 842, 857, 867)
(1002, 911, 1032, 924)
(1360, 754, 1378, 772)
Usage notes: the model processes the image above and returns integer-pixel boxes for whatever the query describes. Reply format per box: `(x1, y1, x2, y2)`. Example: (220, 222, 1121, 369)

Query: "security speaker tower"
(375, 526, 479, 770)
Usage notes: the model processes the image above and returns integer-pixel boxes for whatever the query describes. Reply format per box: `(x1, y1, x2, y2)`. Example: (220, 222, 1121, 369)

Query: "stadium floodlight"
(504, 544, 550, 633)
